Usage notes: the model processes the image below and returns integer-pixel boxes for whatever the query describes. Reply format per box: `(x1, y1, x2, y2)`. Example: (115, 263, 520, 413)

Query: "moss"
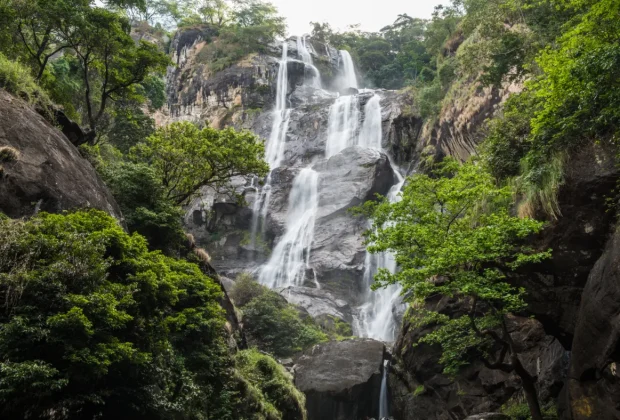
(501, 400, 558, 420)
(413, 385, 426, 397)
(234, 349, 307, 420)
(0, 146, 20, 163)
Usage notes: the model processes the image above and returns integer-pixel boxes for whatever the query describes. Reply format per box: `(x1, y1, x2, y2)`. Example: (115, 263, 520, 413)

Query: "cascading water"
(297, 35, 321, 88)
(251, 42, 290, 244)
(325, 95, 361, 158)
(339, 49, 358, 90)
(258, 168, 319, 288)
(354, 171, 405, 342)
(379, 360, 390, 419)
(359, 95, 383, 150)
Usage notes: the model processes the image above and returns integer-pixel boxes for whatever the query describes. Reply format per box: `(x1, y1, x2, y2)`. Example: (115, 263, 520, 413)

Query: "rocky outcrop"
(0, 89, 121, 219)
(294, 339, 386, 420)
(563, 226, 620, 420)
(277, 286, 352, 323)
(389, 295, 568, 420)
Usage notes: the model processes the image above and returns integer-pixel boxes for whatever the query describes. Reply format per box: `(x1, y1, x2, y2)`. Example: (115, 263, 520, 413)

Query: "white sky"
(270, 0, 447, 36)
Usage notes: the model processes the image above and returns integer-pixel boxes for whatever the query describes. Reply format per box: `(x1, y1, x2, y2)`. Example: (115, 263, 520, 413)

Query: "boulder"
(464, 414, 510, 420)
(277, 286, 352, 322)
(0, 90, 121, 219)
(310, 146, 395, 302)
(563, 227, 620, 420)
(294, 338, 386, 420)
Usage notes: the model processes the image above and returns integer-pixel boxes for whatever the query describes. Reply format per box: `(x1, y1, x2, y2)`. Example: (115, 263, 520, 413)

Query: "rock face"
(294, 339, 385, 420)
(563, 227, 620, 420)
(389, 295, 569, 420)
(464, 414, 510, 420)
(0, 90, 121, 219)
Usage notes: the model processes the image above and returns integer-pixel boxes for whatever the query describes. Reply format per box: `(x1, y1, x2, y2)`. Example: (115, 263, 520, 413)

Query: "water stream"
(379, 360, 390, 419)
(258, 167, 319, 288)
(250, 42, 290, 245)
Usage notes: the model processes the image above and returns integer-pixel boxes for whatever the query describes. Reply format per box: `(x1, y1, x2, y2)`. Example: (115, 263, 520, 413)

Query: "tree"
(0, 210, 233, 419)
(130, 121, 269, 205)
(60, 7, 169, 136)
(362, 159, 550, 420)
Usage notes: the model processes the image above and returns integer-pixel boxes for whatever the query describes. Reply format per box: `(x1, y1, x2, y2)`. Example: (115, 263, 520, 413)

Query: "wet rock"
(276, 286, 352, 322)
(294, 339, 385, 420)
(389, 297, 564, 420)
(563, 226, 620, 420)
(0, 90, 121, 219)
(464, 414, 510, 420)
(310, 147, 395, 303)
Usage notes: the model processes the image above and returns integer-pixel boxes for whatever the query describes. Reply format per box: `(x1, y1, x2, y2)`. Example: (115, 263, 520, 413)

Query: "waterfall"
(359, 95, 383, 150)
(379, 360, 390, 419)
(297, 35, 321, 88)
(259, 168, 319, 288)
(354, 171, 405, 342)
(339, 50, 358, 90)
(325, 95, 361, 158)
(251, 42, 290, 244)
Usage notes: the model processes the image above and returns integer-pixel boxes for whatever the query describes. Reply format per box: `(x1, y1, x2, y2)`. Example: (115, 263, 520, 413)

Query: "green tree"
(362, 159, 550, 420)
(130, 121, 269, 205)
(0, 210, 232, 418)
(60, 7, 169, 136)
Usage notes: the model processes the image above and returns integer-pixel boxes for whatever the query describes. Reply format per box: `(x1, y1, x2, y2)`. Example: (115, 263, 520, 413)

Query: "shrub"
(231, 275, 327, 358)
(0, 53, 50, 109)
(0, 146, 20, 162)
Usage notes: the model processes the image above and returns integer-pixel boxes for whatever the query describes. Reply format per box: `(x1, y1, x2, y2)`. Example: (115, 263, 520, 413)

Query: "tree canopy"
(130, 121, 269, 205)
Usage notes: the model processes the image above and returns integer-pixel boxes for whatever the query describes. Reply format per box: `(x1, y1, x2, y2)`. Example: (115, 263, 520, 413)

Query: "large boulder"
(276, 286, 352, 323)
(563, 227, 620, 420)
(310, 146, 395, 303)
(0, 90, 121, 219)
(294, 338, 386, 420)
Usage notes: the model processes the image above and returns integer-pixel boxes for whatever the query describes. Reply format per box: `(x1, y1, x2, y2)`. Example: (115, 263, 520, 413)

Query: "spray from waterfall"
(259, 167, 319, 288)
(250, 42, 290, 246)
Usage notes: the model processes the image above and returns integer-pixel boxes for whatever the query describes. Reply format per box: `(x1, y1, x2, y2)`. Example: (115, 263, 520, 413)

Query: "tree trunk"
(521, 374, 544, 420)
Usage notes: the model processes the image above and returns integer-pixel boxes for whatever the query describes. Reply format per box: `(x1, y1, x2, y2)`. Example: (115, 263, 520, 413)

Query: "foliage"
(413, 385, 426, 397)
(192, 0, 286, 72)
(231, 274, 327, 358)
(99, 160, 185, 252)
(502, 401, 558, 420)
(130, 121, 269, 205)
(234, 349, 307, 420)
(0, 210, 237, 419)
(362, 159, 549, 374)
(0, 53, 50, 109)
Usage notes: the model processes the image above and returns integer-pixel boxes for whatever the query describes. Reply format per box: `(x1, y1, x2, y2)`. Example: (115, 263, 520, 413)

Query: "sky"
(270, 0, 447, 36)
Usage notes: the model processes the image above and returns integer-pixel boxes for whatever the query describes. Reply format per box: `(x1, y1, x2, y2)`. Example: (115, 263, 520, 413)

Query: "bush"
(0, 53, 50, 109)
(231, 275, 327, 358)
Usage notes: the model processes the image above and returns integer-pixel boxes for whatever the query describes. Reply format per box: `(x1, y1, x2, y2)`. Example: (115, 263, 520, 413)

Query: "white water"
(354, 170, 405, 342)
(359, 95, 383, 150)
(325, 95, 361, 158)
(339, 50, 358, 90)
(251, 43, 290, 244)
(379, 360, 390, 418)
(297, 35, 321, 88)
(258, 168, 319, 288)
